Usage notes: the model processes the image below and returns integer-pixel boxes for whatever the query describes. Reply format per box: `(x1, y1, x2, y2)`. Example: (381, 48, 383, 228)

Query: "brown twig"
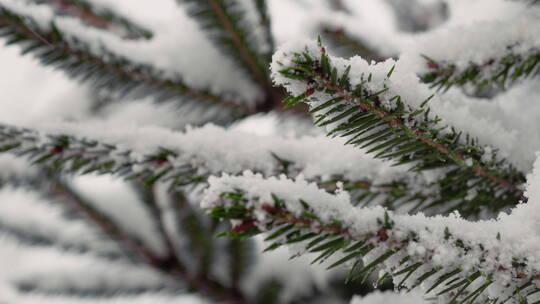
(48, 179, 250, 304)
(41, 0, 110, 30)
(312, 69, 523, 196)
(0, 15, 245, 111)
(205, 0, 269, 88)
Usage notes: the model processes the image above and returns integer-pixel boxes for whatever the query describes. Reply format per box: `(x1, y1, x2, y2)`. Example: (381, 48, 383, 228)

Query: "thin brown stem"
(47, 179, 250, 304)
(315, 74, 523, 197)
(0, 15, 245, 111)
(133, 183, 180, 261)
(41, 0, 110, 30)
(205, 0, 269, 87)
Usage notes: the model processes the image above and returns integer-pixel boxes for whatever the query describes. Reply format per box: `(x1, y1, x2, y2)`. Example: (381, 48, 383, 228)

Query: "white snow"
(271, 39, 539, 172)
(0, 0, 539, 303)
(399, 4, 540, 74)
(0, 235, 173, 295)
(350, 290, 429, 304)
(241, 236, 332, 303)
(70, 175, 168, 257)
(0, 0, 262, 105)
(2, 120, 441, 203)
(0, 187, 118, 253)
(0, 0, 54, 29)
(201, 153, 540, 302)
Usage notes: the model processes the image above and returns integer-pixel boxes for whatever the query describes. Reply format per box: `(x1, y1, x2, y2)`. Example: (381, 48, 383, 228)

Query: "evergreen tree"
(0, 0, 538, 303)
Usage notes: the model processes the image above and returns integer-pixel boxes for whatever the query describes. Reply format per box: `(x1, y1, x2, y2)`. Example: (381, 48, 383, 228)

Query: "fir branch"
(178, 0, 272, 89)
(0, 123, 203, 188)
(0, 117, 480, 217)
(49, 179, 250, 304)
(131, 183, 180, 264)
(0, 121, 442, 213)
(420, 50, 540, 91)
(410, 15, 540, 92)
(202, 172, 540, 304)
(0, 150, 249, 302)
(0, 179, 122, 256)
(0, 219, 96, 254)
(321, 26, 387, 62)
(35, 0, 152, 39)
(0, 5, 249, 117)
(0, 120, 520, 217)
(254, 0, 274, 61)
(47, 179, 163, 265)
(272, 40, 525, 216)
(168, 190, 216, 279)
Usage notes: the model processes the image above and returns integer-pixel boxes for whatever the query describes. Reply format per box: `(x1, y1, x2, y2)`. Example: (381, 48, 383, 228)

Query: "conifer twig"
(420, 51, 540, 91)
(0, 120, 521, 216)
(178, 0, 273, 93)
(321, 26, 387, 62)
(272, 40, 525, 214)
(202, 172, 540, 304)
(37, 0, 152, 39)
(0, 5, 249, 116)
(49, 179, 250, 304)
(132, 183, 180, 263)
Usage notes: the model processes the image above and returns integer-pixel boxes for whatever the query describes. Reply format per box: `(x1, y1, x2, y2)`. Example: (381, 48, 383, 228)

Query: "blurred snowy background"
(0, 0, 538, 303)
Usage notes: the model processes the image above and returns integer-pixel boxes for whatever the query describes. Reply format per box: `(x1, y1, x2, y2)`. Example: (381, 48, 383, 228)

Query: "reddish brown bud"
(154, 159, 168, 166)
(426, 61, 439, 69)
(231, 220, 256, 233)
(261, 203, 279, 214)
(377, 228, 389, 241)
(50, 146, 63, 155)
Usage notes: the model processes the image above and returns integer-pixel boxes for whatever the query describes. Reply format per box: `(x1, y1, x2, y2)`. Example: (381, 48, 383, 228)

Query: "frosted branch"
(0, 1, 253, 119)
(0, 119, 523, 216)
(202, 161, 540, 303)
(37, 0, 152, 39)
(271, 39, 525, 216)
(178, 0, 273, 90)
(350, 291, 429, 304)
(403, 15, 540, 91)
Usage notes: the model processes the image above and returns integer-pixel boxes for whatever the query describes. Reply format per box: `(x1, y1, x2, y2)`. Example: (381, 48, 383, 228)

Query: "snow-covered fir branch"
(419, 48, 539, 92)
(0, 122, 202, 187)
(201, 155, 540, 303)
(35, 0, 152, 39)
(0, 0, 257, 120)
(177, 0, 273, 91)
(350, 291, 429, 304)
(0, 119, 523, 217)
(0, 169, 258, 303)
(0, 1, 539, 303)
(320, 25, 389, 63)
(271, 39, 526, 217)
(316, 1, 402, 62)
(403, 12, 540, 91)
